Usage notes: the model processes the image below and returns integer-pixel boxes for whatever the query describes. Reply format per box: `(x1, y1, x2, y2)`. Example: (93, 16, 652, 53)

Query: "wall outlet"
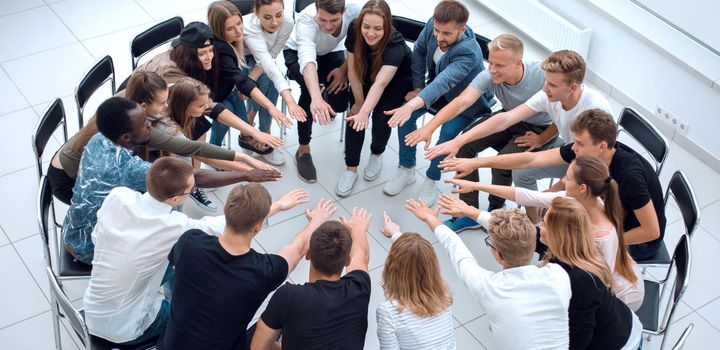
(655, 104, 690, 136)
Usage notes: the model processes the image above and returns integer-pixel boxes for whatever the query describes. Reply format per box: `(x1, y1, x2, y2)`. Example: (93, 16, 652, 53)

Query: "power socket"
(655, 104, 690, 136)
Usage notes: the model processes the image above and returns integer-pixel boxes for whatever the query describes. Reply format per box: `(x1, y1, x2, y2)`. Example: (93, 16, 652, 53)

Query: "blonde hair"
(488, 33, 524, 59)
(382, 233, 452, 317)
(542, 197, 614, 290)
(541, 49, 585, 84)
(207, 1, 246, 66)
(487, 208, 536, 267)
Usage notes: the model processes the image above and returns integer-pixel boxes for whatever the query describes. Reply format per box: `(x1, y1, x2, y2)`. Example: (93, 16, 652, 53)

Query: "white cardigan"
(243, 13, 294, 93)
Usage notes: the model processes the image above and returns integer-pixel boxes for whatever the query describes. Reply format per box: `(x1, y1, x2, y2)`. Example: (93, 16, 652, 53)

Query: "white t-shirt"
(83, 188, 225, 342)
(524, 86, 612, 142)
(433, 47, 445, 64)
(243, 13, 294, 92)
(284, 3, 361, 73)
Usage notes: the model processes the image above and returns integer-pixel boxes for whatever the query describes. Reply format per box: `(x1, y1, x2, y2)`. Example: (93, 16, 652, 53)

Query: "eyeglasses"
(484, 236, 494, 250)
(172, 184, 197, 197)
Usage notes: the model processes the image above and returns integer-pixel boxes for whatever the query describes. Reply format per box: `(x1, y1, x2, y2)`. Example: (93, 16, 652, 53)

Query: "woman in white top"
(377, 215, 455, 350)
(243, 0, 306, 165)
(443, 155, 644, 310)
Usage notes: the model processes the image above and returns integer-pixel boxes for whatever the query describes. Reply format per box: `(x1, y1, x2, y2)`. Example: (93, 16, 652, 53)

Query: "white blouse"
(243, 13, 294, 93)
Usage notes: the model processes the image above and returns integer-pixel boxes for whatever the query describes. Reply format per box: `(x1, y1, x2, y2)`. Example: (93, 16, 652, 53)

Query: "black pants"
(456, 115, 553, 210)
(344, 79, 412, 167)
(47, 163, 75, 205)
(283, 49, 351, 145)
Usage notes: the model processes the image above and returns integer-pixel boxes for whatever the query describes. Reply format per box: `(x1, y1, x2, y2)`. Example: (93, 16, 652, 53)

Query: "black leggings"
(47, 163, 75, 205)
(284, 49, 351, 145)
(344, 80, 411, 167)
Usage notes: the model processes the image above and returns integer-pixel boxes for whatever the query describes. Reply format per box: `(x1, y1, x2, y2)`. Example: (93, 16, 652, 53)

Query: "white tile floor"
(1, 0, 719, 349)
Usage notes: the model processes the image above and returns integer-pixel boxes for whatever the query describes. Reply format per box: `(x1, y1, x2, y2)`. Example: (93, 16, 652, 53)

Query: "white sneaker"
(383, 166, 416, 196)
(262, 149, 286, 165)
(363, 153, 383, 181)
(419, 178, 439, 207)
(336, 170, 359, 197)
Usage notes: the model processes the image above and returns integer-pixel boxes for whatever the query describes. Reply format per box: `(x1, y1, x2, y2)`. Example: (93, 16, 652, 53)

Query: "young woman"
(240, 0, 307, 165)
(205, 1, 292, 157)
(133, 20, 286, 153)
(541, 198, 642, 350)
(47, 71, 243, 205)
(442, 156, 644, 310)
(336, 0, 413, 197)
(377, 216, 455, 350)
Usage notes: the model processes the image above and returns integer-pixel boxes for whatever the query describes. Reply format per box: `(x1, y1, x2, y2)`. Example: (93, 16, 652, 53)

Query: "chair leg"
(280, 99, 287, 140)
(226, 128, 232, 150)
(339, 112, 345, 142)
(49, 293, 63, 349)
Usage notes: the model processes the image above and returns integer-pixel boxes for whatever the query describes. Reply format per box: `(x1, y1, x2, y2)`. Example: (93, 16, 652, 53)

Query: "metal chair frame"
(75, 55, 116, 129)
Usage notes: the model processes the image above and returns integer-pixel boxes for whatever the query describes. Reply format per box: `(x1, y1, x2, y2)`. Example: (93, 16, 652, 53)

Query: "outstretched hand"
(405, 199, 440, 223)
(339, 207, 372, 233)
(273, 189, 309, 212)
(305, 198, 336, 222)
(379, 211, 401, 238)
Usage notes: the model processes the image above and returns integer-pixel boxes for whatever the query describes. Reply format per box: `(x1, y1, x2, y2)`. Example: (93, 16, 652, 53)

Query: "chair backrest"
(392, 15, 425, 43)
(294, 0, 316, 16)
(671, 323, 694, 350)
(32, 98, 68, 179)
(665, 170, 700, 238)
(45, 266, 91, 348)
(617, 107, 669, 176)
(37, 176, 54, 269)
(75, 55, 116, 129)
(230, 0, 255, 15)
(659, 234, 692, 335)
(130, 16, 184, 70)
(475, 33, 491, 62)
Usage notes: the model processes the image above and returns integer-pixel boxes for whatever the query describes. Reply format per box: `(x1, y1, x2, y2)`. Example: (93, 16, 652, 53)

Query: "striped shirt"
(376, 300, 456, 350)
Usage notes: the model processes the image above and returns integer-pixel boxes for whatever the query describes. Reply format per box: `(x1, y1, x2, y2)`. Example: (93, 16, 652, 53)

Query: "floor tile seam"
(701, 197, 720, 210)
(0, 106, 32, 118)
(461, 323, 489, 349)
(9, 237, 53, 306)
(0, 4, 50, 19)
(0, 164, 35, 179)
(697, 305, 720, 334)
(45, 2, 98, 60)
(0, 310, 49, 332)
(0, 41, 80, 65)
(0, 65, 35, 117)
(0, 225, 11, 246)
(132, 0, 158, 22)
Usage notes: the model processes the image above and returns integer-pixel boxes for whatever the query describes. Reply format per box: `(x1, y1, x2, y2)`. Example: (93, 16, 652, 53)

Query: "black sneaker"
(190, 188, 217, 212)
(239, 134, 273, 155)
(295, 151, 317, 183)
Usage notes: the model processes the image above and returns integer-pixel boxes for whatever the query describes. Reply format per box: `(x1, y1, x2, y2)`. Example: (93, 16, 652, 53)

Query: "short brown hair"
(541, 50, 586, 84)
(224, 184, 272, 233)
(571, 108, 617, 148)
(125, 71, 167, 105)
(146, 157, 194, 201)
(488, 33, 524, 59)
(486, 208, 536, 267)
(309, 221, 352, 276)
(433, 0, 469, 26)
(316, 0, 345, 14)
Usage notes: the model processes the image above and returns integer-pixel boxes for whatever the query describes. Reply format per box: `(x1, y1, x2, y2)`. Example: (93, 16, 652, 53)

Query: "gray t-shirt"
(470, 61, 551, 126)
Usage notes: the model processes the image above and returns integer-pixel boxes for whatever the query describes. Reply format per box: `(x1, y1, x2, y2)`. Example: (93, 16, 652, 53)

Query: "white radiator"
(477, 0, 592, 57)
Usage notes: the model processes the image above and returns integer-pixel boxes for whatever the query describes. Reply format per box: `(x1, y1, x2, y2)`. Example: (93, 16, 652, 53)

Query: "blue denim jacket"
(413, 19, 492, 116)
(62, 133, 150, 263)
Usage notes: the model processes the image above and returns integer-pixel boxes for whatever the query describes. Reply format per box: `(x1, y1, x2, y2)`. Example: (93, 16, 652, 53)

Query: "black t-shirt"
(344, 19, 413, 87)
(158, 230, 288, 350)
(559, 142, 667, 250)
(260, 270, 371, 350)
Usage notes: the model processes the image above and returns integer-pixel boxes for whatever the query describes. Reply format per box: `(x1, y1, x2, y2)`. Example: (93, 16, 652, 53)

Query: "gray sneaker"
(336, 170, 358, 197)
(383, 166, 416, 196)
(363, 153, 383, 181)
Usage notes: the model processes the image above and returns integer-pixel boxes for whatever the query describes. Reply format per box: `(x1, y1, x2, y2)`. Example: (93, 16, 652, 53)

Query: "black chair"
(32, 98, 68, 180)
(130, 16, 184, 70)
(230, 0, 254, 15)
(75, 55, 116, 129)
(636, 234, 691, 350)
(46, 266, 158, 350)
(671, 323, 694, 350)
(38, 176, 92, 281)
(618, 107, 669, 176)
(636, 170, 700, 266)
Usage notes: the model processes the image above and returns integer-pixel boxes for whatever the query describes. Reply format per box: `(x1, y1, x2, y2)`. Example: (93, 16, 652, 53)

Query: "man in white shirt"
(405, 199, 572, 350)
(283, 0, 360, 183)
(426, 49, 612, 223)
(82, 157, 307, 344)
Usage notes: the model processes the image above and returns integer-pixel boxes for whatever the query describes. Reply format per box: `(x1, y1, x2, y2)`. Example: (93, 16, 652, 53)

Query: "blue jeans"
(398, 109, 477, 180)
(209, 89, 248, 146)
(245, 56, 277, 133)
(121, 265, 174, 345)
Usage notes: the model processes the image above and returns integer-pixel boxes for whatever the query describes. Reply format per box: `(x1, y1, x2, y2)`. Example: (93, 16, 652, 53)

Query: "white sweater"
(242, 13, 294, 93)
(434, 221, 571, 350)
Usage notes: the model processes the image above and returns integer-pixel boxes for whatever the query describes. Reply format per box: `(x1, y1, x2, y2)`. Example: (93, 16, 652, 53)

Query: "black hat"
(171, 22, 213, 48)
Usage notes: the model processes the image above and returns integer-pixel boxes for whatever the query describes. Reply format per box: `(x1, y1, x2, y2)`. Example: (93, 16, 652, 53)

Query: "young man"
(83, 158, 307, 345)
(427, 49, 612, 227)
(406, 33, 552, 228)
(158, 189, 336, 350)
(62, 97, 282, 265)
(441, 109, 666, 260)
(251, 208, 372, 350)
(403, 201, 571, 350)
(283, 0, 360, 182)
(382, 0, 493, 205)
